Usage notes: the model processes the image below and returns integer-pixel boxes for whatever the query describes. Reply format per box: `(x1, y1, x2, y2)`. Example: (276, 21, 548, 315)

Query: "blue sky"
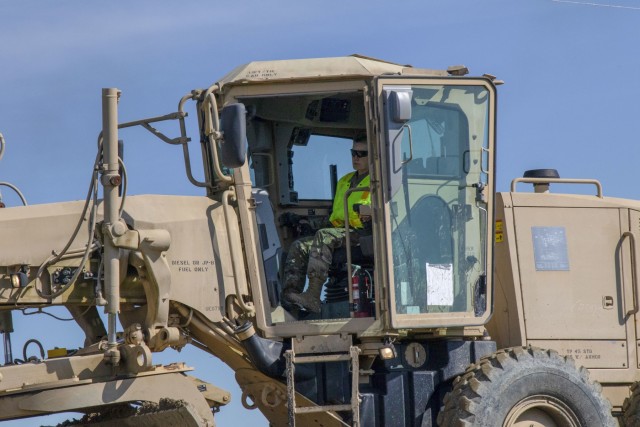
(1, 1, 639, 425)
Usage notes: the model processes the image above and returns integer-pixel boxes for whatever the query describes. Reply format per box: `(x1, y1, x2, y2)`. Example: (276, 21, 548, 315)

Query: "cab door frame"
(372, 76, 497, 330)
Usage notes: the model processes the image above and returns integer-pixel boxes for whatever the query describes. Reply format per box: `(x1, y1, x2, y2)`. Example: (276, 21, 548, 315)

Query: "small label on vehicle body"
(531, 226, 570, 271)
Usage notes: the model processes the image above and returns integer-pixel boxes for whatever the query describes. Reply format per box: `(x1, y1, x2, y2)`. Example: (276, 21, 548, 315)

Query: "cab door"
(373, 77, 497, 329)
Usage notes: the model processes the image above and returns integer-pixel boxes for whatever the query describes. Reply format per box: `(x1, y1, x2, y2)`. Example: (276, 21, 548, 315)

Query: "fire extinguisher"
(352, 275, 361, 317)
(352, 274, 369, 318)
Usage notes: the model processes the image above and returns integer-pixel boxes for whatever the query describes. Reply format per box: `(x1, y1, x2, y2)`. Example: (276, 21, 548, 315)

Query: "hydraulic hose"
(222, 189, 253, 314)
(234, 321, 314, 380)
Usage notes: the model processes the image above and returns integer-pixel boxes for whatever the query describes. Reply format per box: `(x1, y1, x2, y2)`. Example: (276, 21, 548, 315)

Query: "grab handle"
(623, 231, 639, 317)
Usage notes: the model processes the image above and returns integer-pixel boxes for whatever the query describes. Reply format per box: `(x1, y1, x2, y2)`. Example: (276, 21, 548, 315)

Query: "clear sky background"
(1, 1, 639, 425)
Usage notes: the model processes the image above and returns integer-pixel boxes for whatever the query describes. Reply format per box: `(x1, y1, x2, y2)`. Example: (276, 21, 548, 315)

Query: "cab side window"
(291, 135, 353, 201)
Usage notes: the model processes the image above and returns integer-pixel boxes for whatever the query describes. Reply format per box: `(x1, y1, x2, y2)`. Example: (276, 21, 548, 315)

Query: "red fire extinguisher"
(352, 274, 370, 318)
(352, 275, 361, 317)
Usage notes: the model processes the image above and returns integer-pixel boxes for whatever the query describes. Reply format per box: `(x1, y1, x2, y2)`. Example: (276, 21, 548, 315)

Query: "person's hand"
(359, 213, 371, 223)
(355, 204, 371, 223)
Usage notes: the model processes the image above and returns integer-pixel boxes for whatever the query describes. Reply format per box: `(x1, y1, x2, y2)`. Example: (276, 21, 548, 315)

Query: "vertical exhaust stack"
(523, 169, 560, 193)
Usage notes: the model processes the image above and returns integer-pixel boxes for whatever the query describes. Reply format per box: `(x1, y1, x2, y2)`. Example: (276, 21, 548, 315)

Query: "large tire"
(621, 382, 640, 426)
(437, 346, 615, 427)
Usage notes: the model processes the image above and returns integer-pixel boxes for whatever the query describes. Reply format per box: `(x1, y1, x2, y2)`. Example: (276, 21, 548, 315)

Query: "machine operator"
(281, 136, 371, 313)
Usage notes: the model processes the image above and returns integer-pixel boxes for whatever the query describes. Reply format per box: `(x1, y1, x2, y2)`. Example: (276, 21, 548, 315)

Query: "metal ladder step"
(293, 353, 352, 363)
(285, 345, 361, 427)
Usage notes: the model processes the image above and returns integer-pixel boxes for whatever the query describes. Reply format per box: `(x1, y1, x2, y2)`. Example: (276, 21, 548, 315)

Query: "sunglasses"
(351, 149, 368, 158)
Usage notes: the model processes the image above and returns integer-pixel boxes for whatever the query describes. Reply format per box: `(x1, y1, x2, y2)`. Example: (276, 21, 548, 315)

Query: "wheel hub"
(504, 395, 581, 427)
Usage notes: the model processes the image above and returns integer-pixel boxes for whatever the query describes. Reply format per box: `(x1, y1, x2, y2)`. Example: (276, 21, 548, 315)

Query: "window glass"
(388, 84, 490, 318)
(292, 135, 354, 200)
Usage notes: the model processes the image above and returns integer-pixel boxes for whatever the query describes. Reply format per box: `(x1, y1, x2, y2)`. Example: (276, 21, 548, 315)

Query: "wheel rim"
(503, 395, 581, 427)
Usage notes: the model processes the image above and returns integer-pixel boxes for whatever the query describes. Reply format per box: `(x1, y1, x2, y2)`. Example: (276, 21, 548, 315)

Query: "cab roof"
(215, 54, 450, 88)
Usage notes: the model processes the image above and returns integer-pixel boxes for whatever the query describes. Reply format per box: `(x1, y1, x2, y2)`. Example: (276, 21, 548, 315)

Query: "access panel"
(513, 206, 627, 341)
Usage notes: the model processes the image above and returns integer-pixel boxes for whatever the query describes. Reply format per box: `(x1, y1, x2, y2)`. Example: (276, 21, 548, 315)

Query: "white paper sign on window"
(426, 263, 454, 306)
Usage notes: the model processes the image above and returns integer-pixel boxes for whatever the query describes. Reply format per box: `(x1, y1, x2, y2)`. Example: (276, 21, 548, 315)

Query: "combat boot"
(280, 287, 300, 311)
(285, 278, 323, 313)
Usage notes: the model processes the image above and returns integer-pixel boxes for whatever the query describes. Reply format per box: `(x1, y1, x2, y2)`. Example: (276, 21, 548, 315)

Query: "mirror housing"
(388, 90, 412, 123)
(219, 103, 247, 168)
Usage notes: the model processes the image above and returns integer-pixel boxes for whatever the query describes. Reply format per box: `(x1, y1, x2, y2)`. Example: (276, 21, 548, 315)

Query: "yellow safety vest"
(329, 172, 370, 229)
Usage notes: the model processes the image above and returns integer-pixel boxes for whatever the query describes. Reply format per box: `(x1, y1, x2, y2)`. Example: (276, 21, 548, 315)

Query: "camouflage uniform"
(282, 171, 370, 312)
(282, 228, 348, 296)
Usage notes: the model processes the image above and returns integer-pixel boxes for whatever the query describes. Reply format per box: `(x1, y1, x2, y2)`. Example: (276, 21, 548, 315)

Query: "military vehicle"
(0, 55, 634, 426)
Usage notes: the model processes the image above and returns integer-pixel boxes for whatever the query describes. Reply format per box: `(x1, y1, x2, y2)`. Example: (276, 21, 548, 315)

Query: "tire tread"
(437, 346, 615, 427)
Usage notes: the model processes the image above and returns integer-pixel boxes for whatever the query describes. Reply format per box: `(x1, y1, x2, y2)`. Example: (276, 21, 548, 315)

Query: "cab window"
(291, 135, 353, 200)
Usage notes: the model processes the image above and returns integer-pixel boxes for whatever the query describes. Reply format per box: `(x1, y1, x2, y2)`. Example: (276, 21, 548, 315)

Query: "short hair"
(354, 134, 367, 143)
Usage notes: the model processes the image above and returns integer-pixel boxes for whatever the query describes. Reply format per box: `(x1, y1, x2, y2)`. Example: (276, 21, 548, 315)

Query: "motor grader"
(0, 55, 635, 426)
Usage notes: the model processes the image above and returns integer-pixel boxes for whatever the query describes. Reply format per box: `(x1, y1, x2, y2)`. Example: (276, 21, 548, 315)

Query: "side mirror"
(388, 90, 412, 123)
(219, 103, 247, 168)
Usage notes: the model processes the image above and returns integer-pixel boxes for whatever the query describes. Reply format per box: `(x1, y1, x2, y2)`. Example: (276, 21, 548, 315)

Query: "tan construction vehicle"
(0, 54, 635, 426)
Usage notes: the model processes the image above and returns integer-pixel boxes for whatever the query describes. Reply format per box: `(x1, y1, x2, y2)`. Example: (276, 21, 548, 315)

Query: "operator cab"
(243, 91, 371, 322)
(242, 83, 493, 328)
(213, 57, 496, 334)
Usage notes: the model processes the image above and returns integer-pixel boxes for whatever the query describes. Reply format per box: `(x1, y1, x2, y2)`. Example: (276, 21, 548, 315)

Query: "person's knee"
(290, 239, 304, 253)
(287, 237, 311, 262)
(311, 229, 325, 245)
(314, 228, 340, 244)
